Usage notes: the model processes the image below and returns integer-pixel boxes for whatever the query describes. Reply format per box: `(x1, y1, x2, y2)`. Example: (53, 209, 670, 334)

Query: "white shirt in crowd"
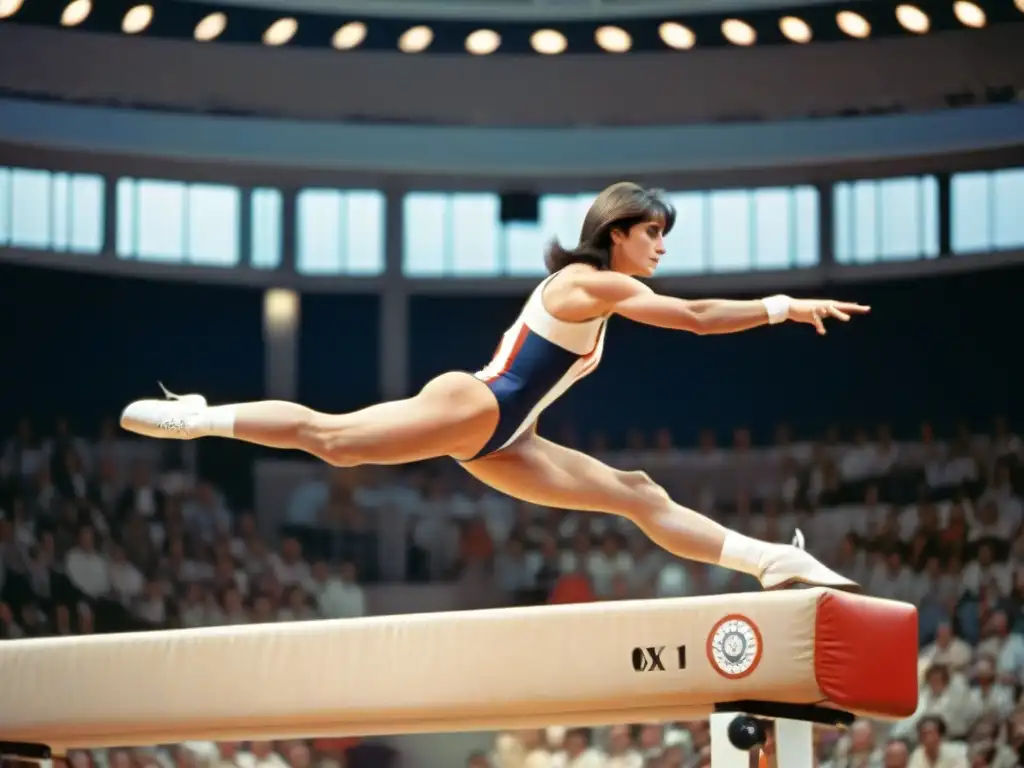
(269, 555, 311, 588)
(315, 579, 366, 619)
(960, 561, 1011, 597)
(108, 559, 145, 601)
(65, 548, 110, 597)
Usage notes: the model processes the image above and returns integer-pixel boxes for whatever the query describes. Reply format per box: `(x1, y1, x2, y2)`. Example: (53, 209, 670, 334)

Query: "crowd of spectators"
(0, 416, 370, 768)
(2, 413, 1023, 768)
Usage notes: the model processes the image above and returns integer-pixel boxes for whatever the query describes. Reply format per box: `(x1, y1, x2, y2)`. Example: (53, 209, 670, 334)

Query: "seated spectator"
(919, 623, 973, 674)
(107, 543, 145, 605)
(975, 612, 1024, 685)
(459, 516, 495, 573)
(604, 725, 642, 768)
(830, 719, 883, 767)
(277, 586, 316, 622)
(868, 550, 917, 604)
(907, 716, 968, 768)
(883, 740, 910, 768)
(218, 585, 250, 625)
(52, 603, 73, 636)
(965, 656, 1014, 722)
(0, 601, 23, 639)
(892, 665, 973, 741)
(314, 561, 366, 619)
(236, 742, 289, 768)
(269, 537, 311, 588)
(177, 582, 208, 628)
(548, 568, 595, 605)
(65, 525, 110, 599)
(587, 533, 632, 599)
(495, 538, 533, 595)
(133, 578, 168, 626)
(182, 481, 232, 544)
(553, 728, 604, 768)
(494, 729, 551, 768)
(965, 718, 1018, 768)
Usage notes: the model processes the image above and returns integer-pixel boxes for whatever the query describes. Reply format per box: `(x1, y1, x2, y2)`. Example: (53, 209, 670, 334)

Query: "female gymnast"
(122, 181, 870, 591)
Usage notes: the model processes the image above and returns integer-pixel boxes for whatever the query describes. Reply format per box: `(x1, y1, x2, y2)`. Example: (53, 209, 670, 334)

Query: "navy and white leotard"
(469, 271, 609, 460)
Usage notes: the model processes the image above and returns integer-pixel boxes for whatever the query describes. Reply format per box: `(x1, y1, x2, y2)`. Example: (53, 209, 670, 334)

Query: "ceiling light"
(779, 16, 812, 43)
(895, 4, 930, 32)
(465, 28, 500, 55)
(659, 21, 695, 50)
(398, 25, 433, 53)
(61, 0, 91, 26)
(531, 28, 567, 54)
(122, 4, 153, 34)
(595, 25, 632, 53)
(332, 21, 366, 50)
(721, 18, 756, 46)
(836, 10, 871, 38)
(0, 0, 24, 19)
(194, 12, 226, 41)
(953, 1, 985, 27)
(263, 17, 297, 46)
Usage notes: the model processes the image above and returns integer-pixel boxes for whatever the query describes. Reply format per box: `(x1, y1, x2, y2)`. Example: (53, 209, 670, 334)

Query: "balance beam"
(0, 587, 918, 761)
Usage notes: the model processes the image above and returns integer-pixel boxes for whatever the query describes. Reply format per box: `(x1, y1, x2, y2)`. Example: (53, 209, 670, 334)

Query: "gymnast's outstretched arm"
(572, 270, 871, 336)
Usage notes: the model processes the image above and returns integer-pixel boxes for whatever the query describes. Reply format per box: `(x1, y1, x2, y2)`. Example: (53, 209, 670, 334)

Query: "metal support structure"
(239, 186, 253, 268)
(379, 187, 410, 400)
(937, 172, 952, 256)
(280, 186, 297, 275)
(101, 173, 117, 258)
(710, 701, 854, 768)
(816, 182, 834, 268)
(709, 712, 757, 768)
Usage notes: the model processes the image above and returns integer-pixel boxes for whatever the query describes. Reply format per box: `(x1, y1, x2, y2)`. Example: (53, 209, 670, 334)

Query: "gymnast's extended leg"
(461, 432, 856, 590)
(119, 372, 500, 466)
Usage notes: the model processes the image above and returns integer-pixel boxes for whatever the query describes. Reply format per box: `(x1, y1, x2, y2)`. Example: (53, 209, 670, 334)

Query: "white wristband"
(761, 295, 791, 325)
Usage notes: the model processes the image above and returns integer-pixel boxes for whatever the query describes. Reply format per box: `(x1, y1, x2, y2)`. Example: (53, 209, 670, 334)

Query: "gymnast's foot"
(120, 383, 208, 439)
(758, 529, 861, 593)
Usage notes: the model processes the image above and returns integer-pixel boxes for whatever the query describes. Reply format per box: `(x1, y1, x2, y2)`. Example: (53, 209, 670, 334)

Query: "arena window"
(0, 166, 104, 254)
(659, 192, 707, 274)
(403, 186, 818, 277)
(404, 191, 511, 277)
(295, 188, 384, 276)
(709, 190, 753, 272)
(250, 187, 283, 270)
(656, 186, 818, 274)
(951, 168, 1024, 254)
(833, 175, 939, 263)
(116, 178, 240, 266)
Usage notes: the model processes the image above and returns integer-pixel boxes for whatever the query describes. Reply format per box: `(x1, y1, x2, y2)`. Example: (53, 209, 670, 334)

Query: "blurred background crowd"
(3, 413, 1023, 767)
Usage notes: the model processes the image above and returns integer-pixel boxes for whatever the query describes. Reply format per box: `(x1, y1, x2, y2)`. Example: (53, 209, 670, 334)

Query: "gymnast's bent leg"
(119, 372, 500, 466)
(461, 432, 856, 591)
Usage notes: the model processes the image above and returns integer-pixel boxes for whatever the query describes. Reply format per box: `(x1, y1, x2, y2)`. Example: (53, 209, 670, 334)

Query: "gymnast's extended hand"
(786, 298, 871, 336)
(571, 269, 870, 336)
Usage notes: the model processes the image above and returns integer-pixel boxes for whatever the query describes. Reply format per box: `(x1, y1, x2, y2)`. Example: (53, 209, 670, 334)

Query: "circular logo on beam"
(706, 614, 763, 679)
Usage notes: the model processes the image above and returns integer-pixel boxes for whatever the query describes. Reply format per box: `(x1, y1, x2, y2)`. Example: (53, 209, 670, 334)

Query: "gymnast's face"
(609, 219, 666, 277)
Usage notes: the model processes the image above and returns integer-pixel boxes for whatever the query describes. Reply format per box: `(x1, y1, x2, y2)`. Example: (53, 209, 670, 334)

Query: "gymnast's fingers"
(834, 301, 871, 314)
(828, 304, 851, 322)
(812, 308, 827, 335)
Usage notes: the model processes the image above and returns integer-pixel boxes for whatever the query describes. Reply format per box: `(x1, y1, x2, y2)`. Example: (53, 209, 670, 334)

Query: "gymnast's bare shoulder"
(542, 265, 651, 324)
(544, 266, 711, 333)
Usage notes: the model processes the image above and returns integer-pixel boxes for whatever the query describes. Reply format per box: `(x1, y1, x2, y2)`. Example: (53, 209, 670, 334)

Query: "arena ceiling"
(176, 0, 847, 20)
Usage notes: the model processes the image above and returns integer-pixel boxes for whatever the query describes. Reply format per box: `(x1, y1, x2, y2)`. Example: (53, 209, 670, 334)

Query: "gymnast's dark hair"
(544, 181, 676, 274)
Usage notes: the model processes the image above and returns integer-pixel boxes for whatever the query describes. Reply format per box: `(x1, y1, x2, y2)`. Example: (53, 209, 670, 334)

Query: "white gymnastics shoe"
(120, 383, 208, 440)
(759, 528, 861, 592)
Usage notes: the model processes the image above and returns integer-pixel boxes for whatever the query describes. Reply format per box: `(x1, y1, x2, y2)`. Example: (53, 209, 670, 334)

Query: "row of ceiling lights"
(1, 0, 1020, 51)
